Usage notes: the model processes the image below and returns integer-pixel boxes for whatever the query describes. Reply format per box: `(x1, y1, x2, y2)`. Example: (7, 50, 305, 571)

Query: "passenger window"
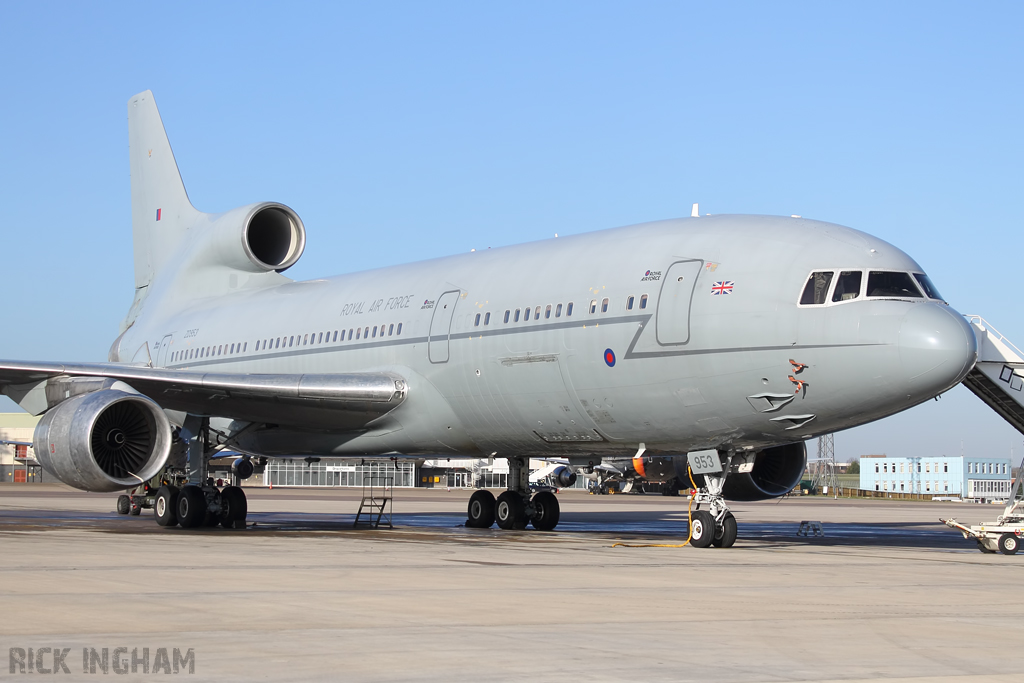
(372, 326, 377, 338)
(601, 298, 609, 313)
(218, 346, 222, 356)
(800, 271, 834, 305)
(364, 327, 369, 338)
(913, 273, 944, 301)
(514, 309, 521, 322)
(349, 329, 354, 339)
(289, 336, 294, 347)
(555, 303, 562, 317)
(474, 313, 481, 326)
(589, 300, 597, 314)
(484, 312, 490, 325)
(626, 296, 634, 310)
(535, 305, 541, 319)
(504, 310, 510, 323)
(397, 323, 402, 335)
(356, 328, 361, 339)
(388, 324, 394, 336)
(230, 344, 235, 354)
(867, 271, 923, 298)
(242, 342, 246, 352)
(545, 305, 552, 319)
(317, 332, 323, 344)
(640, 294, 648, 309)
(524, 307, 531, 321)
(567, 302, 574, 316)
(831, 271, 862, 302)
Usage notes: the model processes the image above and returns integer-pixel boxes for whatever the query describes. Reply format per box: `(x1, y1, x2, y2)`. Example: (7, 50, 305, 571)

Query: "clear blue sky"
(1, 2, 1021, 462)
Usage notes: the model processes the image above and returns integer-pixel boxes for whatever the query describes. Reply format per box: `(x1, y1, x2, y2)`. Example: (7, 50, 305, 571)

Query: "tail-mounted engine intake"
(205, 202, 305, 273)
(34, 389, 172, 492)
(720, 442, 807, 501)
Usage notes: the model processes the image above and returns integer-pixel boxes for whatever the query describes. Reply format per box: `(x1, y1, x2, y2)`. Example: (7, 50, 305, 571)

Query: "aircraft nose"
(898, 304, 977, 392)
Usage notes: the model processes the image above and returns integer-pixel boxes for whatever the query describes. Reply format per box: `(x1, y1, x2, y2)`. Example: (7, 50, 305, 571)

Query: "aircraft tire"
(466, 490, 496, 528)
(998, 533, 1019, 555)
(530, 491, 560, 531)
(220, 486, 248, 528)
(712, 512, 737, 548)
(689, 510, 716, 548)
(129, 499, 142, 516)
(177, 486, 208, 529)
(116, 494, 130, 515)
(495, 491, 526, 530)
(154, 486, 179, 527)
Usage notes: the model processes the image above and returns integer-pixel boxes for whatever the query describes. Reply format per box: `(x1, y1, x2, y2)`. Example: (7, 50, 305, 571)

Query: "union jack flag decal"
(711, 281, 734, 295)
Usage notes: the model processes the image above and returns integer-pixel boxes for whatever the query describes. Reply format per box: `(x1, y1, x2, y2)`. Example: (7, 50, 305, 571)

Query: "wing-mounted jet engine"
(33, 387, 172, 492)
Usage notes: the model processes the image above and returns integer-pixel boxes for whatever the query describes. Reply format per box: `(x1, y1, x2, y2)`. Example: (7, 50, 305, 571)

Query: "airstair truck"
(943, 317, 1024, 555)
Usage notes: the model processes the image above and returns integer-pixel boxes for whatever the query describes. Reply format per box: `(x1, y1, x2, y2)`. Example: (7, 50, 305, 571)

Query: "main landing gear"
(465, 457, 561, 531)
(152, 414, 250, 530)
(688, 456, 738, 549)
(154, 482, 248, 529)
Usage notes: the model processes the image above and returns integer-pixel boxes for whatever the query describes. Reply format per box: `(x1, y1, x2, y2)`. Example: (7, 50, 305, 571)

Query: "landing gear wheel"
(220, 486, 248, 528)
(129, 499, 142, 516)
(530, 491, 560, 531)
(116, 495, 130, 515)
(998, 533, 1019, 555)
(977, 540, 996, 554)
(466, 490, 496, 528)
(155, 486, 179, 527)
(712, 512, 737, 548)
(495, 491, 527, 530)
(176, 486, 208, 529)
(689, 510, 716, 548)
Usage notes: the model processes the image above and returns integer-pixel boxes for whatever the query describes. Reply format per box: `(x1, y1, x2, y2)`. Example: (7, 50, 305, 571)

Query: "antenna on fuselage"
(691, 203, 699, 218)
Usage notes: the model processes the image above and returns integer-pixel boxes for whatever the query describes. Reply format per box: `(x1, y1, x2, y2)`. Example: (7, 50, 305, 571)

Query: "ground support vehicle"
(942, 459, 1024, 555)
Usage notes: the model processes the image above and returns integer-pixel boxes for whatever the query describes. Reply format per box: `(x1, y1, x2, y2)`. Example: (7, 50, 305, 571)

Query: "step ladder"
(962, 316, 1024, 435)
(353, 475, 393, 529)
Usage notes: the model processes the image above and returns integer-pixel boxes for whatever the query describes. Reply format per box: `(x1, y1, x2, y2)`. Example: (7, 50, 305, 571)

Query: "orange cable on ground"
(611, 466, 699, 548)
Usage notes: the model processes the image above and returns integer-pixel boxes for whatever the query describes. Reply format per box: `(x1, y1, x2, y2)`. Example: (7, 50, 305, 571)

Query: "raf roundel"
(604, 348, 616, 367)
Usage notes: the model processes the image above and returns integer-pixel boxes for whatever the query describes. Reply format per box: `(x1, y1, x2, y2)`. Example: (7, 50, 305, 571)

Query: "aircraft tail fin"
(127, 90, 200, 292)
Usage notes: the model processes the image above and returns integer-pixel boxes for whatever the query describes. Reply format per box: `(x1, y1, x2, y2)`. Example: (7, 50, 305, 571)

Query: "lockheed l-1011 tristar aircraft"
(3, 91, 1023, 547)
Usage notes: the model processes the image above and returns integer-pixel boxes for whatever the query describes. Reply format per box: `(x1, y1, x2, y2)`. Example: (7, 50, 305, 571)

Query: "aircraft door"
(156, 334, 173, 367)
(656, 259, 703, 345)
(428, 290, 461, 363)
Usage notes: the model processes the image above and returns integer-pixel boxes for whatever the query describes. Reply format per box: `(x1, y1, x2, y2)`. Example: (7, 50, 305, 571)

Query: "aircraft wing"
(0, 361, 407, 431)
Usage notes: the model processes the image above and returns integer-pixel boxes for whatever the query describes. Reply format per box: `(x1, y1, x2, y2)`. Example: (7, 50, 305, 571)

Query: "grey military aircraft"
(0, 90, 1007, 548)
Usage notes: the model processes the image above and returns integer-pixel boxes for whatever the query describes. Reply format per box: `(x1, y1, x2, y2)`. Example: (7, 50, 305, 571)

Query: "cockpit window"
(913, 273, 944, 301)
(831, 271, 862, 302)
(800, 271, 834, 305)
(867, 271, 923, 298)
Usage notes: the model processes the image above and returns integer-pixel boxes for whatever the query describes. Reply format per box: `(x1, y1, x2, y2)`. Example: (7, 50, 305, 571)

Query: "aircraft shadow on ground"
(0, 508, 977, 551)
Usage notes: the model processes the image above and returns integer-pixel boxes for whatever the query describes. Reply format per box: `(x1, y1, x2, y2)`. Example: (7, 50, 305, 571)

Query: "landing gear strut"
(465, 456, 561, 531)
(689, 453, 738, 548)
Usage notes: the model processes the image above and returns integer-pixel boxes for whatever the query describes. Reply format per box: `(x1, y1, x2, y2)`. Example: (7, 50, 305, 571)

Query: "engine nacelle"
(551, 465, 577, 488)
(232, 457, 254, 480)
(34, 389, 173, 492)
(721, 442, 807, 501)
(200, 202, 305, 274)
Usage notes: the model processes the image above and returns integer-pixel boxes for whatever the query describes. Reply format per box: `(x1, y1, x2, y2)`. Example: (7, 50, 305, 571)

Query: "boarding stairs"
(962, 317, 1024, 436)
(353, 475, 394, 529)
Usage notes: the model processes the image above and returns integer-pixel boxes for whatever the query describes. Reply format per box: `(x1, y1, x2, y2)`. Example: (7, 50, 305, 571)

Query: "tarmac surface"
(0, 483, 1021, 682)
